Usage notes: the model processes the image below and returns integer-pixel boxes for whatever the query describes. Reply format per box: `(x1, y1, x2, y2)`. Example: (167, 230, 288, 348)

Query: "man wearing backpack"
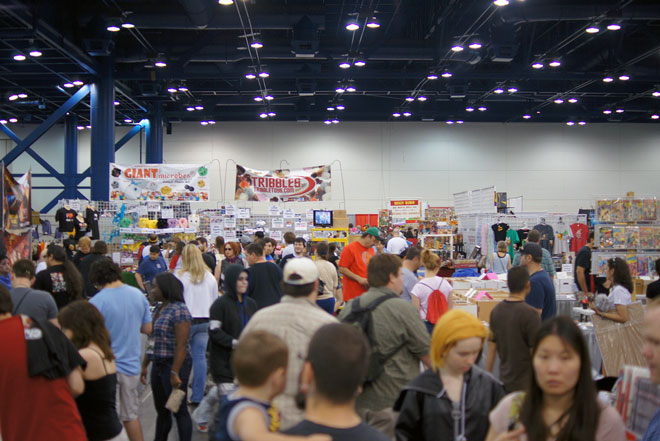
(339, 253, 430, 413)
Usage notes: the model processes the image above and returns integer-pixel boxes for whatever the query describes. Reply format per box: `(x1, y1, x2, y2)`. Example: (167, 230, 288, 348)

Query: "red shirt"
(0, 316, 86, 441)
(570, 223, 589, 253)
(338, 241, 375, 301)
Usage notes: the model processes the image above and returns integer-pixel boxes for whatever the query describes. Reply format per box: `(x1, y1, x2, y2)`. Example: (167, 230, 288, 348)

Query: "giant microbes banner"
(110, 163, 210, 201)
(235, 164, 331, 202)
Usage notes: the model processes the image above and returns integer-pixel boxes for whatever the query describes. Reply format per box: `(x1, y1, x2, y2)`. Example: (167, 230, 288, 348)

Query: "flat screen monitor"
(313, 210, 333, 227)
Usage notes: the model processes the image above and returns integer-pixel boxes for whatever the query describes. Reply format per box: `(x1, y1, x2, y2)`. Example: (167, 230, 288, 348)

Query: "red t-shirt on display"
(570, 223, 589, 253)
(338, 241, 375, 301)
(0, 316, 86, 441)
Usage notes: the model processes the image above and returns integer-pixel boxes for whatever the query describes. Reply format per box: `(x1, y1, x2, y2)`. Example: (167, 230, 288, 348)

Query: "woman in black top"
(59, 300, 125, 441)
(33, 244, 83, 308)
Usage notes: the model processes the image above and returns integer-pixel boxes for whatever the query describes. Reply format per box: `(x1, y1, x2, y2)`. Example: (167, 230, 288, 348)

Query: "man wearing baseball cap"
(240, 258, 338, 430)
(520, 242, 557, 320)
(338, 227, 380, 301)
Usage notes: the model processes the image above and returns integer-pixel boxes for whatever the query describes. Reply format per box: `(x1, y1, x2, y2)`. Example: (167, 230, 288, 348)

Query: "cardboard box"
(477, 300, 501, 323)
(333, 218, 349, 228)
(333, 210, 347, 218)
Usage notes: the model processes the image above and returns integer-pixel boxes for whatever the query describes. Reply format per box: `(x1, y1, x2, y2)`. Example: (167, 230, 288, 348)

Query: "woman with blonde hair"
(176, 243, 219, 405)
(490, 240, 511, 275)
(395, 309, 505, 441)
(411, 249, 453, 333)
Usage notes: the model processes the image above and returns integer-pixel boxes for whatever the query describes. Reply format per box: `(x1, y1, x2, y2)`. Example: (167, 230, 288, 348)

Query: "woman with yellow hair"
(176, 243, 219, 405)
(394, 309, 505, 441)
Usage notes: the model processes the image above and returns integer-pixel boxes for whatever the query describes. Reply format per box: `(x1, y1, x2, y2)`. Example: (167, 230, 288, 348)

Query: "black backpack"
(341, 293, 405, 385)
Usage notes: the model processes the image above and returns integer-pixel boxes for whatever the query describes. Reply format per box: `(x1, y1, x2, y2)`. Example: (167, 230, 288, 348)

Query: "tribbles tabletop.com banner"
(110, 163, 210, 201)
(235, 164, 331, 202)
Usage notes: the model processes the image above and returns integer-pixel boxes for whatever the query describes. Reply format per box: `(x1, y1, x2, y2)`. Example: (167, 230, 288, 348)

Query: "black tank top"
(75, 348, 123, 441)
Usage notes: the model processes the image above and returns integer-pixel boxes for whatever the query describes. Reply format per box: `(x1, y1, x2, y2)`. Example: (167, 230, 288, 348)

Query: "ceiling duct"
(178, 0, 213, 29)
(139, 82, 162, 97)
(489, 23, 518, 62)
(83, 38, 115, 56)
(296, 79, 317, 96)
(291, 15, 319, 58)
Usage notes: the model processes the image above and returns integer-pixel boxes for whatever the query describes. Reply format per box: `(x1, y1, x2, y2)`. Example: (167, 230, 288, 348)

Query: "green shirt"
(506, 229, 520, 260)
(512, 248, 556, 276)
(338, 286, 430, 411)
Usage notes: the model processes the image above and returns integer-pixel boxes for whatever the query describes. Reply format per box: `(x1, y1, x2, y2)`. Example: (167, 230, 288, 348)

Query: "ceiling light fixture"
(9, 118, 18, 123)
(652, 114, 659, 120)
(72, 80, 84, 86)
(106, 24, 121, 32)
(532, 62, 544, 69)
(121, 22, 135, 29)
(178, 86, 188, 92)
(336, 105, 345, 110)
(478, 106, 487, 111)
(456, 120, 464, 124)
(354, 59, 366, 67)
(616, 109, 624, 113)
(113, 101, 120, 106)
(403, 112, 412, 117)
(451, 44, 464, 52)
(250, 41, 264, 49)
(366, 17, 380, 28)
(493, 88, 504, 94)
(568, 98, 578, 103)
(607, 23, 621, 31)
(653, 91, 660, 97)
(468, 41, 482, 50)
(208, 120, 216, 125)
(548, 60, 561, 67)
(259, 112, 268, 119)
(63, 82, 75, 88)
(8, 94, 18, 101)
(585, 25, 600, 34)
(327, 106, 335, 111)
(324, 120, 332, 125)
(154, 60, 167, 68)
(619, 74, 630, 81)
(167, 86, 178, 93)
(405, 97, 414, 102)
(508, 86, 518, 93)
(0, 119, 6, 124)
(417, 96, 427, 101)
(345, 86, 356, 92)
(264, 95, 274, 100)
(28, 48, 42, 57)
(446, 120, 455, 125)
(339, 61, 351, 69)
(602, 76, 614, 83)
(345, 18, 360, 31)
(258, 71, 269, 78)
(578, 121, 587, 125)
(218, 0, 234, 5)
(566, 121, 575, 126)
(200, 121, 209, 126)
(554, 98, 564, 104)
(427, 73, 439, 80)
(465, 107, 475, 112)
(187, 107, 195, 111)
(253, 96, 263, 102)
(12, 51, 26, 61)
(76, 125, 84, 130)
(268, 112, 277, 117)
(392, 112, 401, 118)
(245, 72, 257, 79)
(603, 109, 612, 114)
(441, 71, 453, 78)
(523, 114, 531, 119)
(335, 86, 346, 93)
(124, 118, 133, 123)
(17, 93, 27, 99)
(493, 0, 510, 6)
(331, 118, 339, 124)
(195, 105, 204, 110)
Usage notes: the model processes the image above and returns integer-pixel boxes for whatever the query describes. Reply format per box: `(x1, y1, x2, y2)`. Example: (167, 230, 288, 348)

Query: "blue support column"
(146, 103, 163, 164)
(63, 114, 78, 199)
(90, 57, 115, 201)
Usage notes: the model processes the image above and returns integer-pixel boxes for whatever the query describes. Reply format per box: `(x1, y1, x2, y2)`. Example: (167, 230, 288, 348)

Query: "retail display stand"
(419, 234, 455, 260)
(591, 196, 660, 281)
(310, 228, 349, 247)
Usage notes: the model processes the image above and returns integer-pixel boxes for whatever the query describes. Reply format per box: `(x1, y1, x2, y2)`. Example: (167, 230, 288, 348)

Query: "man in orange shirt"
(339, 227, 380, 301)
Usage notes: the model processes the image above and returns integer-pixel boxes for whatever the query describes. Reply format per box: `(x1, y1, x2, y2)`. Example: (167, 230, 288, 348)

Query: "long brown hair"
(608, 257, 633, 293)
(58, 300, 115, 361)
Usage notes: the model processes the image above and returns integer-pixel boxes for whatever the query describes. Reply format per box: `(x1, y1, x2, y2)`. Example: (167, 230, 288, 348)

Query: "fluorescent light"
(124, 118, 132, 123)
(354, 60, 366, 67)
(8, 95, 18, 101)
(585, 26, 600, 34)
(324, 120, 332, 125)
(578, 121, 587, 125)
(17, 93, 27, 99)
(456, 120, 464, 124)
(566, 121, 575, 126)
(345, 86, 356, 92)
(245, 73, 257, 79)
(532, 62, 544, 69)
(652, 114, 659, 120)
(331, 119, 339, 124)
(616, 109, 624, 113)
(9, 118, 18, 123)
(493, 88, 504, 94)
(336, 105, 345, 110)
(619, 74, 630, 81)
(0, 120, 7, 124)
(603, 76, 614, 83)
(195, 105, 204, 110)
(259, 113, 268, 119)
(154, 61, 167, 67)
(72, 80, 84, 86)
(186, 107, 195, 111)
(76, 125, 84, 130)
(554, 98, 564, 104)
(178, 86, 188, 92)
(508, 87, 518, 93)
(493, 0, 509, 6)
(121, 22, 135, 29)
(258, 71, 269, 78)
(451, 45, 464, 52)
(250, 41, 263, 49)
(602, 110, 612, 114)
(653, 91, 660, 97)
(335, 87, 345, 93)
(200, 121, 209, 126)
(345, 20, 360, 31)
(167, 87, 178, 93)
(465, 107, 475, 112)
(339, 61, 351, 69)
(218, 0, 234, 4)
(264, 95, 274, 100)
(12, 52, 26, 61)
(607, 23, 621, 31)
(441, 71, 453, 78)
(427, 74, 439, 80)
(568, 98, 578, 103)
(28, 49, 42, 57)
(114, 101, 120, 106)
(548, 60, 561, 67)
(417, 96, 427, 101)
(106, 25, 121, 32)
(392, 112, 401, 117)
(468, 42, 482, 50)
(478, 106, 487, 111)
(327, 106, 335, 111)
(405, 97, 415, 102)
(208, 120, 216, 124)
(446, 121, 455, 125)
(403, 112, 412, 117)
(253, 96, 263, 102)
(63, 82, 75, 88)
(523, 114, 531, 119)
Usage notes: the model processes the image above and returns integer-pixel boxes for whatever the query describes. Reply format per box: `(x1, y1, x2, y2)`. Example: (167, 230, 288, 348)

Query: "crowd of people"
(0, 225, 658, 441)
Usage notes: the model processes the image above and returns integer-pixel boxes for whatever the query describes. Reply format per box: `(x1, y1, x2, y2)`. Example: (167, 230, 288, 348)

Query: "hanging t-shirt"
(570, 223, 589, 253)
(491, 223, 509, 243)
(517, 229, 530, 243)
(533, 223, 555, 252)
(553, 223, 573, 255)
(85, 207, 100, 240)
(506, 229, 520, 259)
(55, 208, 77, 233)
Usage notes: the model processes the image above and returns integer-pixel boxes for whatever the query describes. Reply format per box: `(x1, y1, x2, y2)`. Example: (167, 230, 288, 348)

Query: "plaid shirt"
(152, 302, 192, 360)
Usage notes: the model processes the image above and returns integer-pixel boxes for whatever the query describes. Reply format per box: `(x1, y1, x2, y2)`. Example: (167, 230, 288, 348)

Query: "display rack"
(420, 234, 455, 260)
(591, 196, 660, 277)
(310, 228, 349, 247)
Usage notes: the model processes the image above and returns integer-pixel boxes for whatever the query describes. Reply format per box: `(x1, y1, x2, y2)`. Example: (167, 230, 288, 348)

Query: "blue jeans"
(190, 322, 209, 403)
(151, 358, 192, 441)
(316, 297, 336, 315)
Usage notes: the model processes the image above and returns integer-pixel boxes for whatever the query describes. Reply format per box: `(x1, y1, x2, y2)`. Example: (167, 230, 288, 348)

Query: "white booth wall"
(2, 122, 660, 214)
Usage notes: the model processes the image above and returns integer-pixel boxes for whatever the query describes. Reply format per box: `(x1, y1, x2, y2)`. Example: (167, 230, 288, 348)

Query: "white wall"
(3, 121, 660, 214)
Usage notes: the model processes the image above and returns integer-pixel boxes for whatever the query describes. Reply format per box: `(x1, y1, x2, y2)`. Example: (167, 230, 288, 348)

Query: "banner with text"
(390, 199, 421, 221)
(235, 164, 331, 202)
(110, 163, 210, 201)
(4, 168, 31, 231)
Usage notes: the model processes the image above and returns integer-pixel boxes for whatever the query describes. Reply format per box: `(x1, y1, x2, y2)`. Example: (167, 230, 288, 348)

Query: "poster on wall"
(234, 164, 331, 202)
(390, 200, 421, 221)
(4, 168, 31, 231)
(109, 163, 210, 201)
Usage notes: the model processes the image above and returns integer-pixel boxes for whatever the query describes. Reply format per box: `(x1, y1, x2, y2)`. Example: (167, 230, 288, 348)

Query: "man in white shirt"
(386, 228, 409, 255)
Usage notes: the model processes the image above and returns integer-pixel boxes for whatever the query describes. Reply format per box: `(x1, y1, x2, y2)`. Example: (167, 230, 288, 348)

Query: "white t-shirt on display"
(410, 276, 453, 321)
(609, 284, 632, 306)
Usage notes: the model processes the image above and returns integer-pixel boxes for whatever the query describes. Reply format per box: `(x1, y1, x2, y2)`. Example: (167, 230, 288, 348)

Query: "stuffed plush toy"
(178, 218, 189, 229)
(138, 218, 150, 228)
(188, 213, 200, 230)
(147, 219, 158, 229)
(168, 218, 179, 229)
(157, 218, 168, 229)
